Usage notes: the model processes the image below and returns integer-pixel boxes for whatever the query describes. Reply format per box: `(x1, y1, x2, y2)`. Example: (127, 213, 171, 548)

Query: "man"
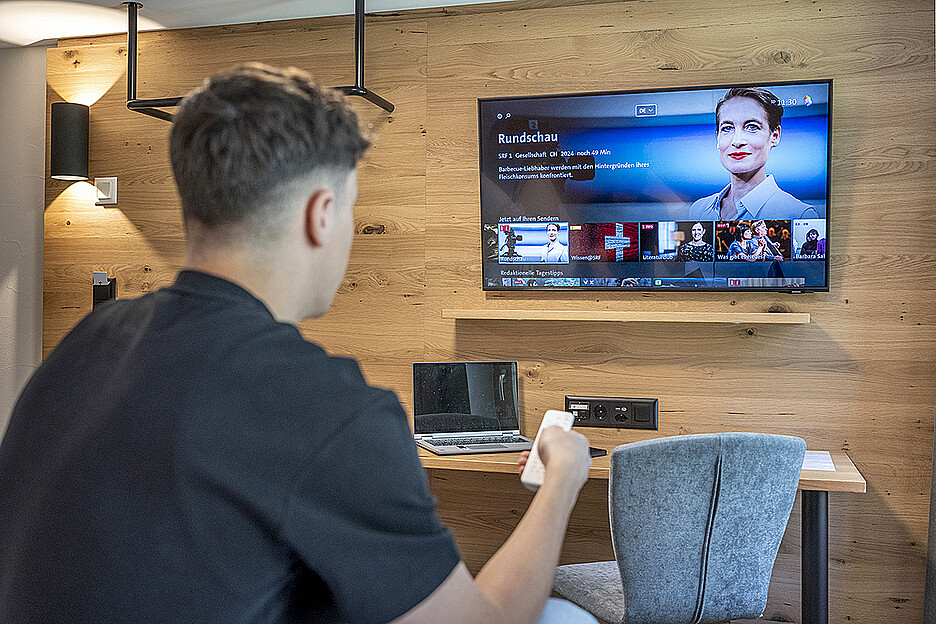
(539, 223, 568, 263)
(0, 64, 595, 624)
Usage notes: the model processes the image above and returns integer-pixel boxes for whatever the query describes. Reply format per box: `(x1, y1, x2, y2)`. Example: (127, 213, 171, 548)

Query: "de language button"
(635, 104, 657, 117)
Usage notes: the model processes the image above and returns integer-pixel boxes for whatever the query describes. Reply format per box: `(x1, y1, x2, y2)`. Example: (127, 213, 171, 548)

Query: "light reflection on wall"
(0, 2, 163, 46)
(46, 181, 155, 253)
(47, 43, 128, 106)
(47, 180, 97, 210)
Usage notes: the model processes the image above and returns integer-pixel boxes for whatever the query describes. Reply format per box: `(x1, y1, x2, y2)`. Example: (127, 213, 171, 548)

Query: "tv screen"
(479, 80, 831, 291)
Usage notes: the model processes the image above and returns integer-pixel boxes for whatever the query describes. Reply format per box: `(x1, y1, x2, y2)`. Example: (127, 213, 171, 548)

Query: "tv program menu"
(479, 81, 831, 291)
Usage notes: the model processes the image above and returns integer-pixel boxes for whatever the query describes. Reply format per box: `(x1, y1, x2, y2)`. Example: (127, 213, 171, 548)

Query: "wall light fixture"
(50, 101, 89, 181)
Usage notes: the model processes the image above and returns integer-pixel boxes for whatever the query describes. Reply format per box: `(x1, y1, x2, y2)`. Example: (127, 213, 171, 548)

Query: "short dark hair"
(735, 223, 751, 240)
(546, 223, 560, 232)
(715, 87, 783, 132)
(169, 63, 370, 236)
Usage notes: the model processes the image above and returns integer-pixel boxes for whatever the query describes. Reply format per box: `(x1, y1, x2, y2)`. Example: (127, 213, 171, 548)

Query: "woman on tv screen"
(689, 87, 818, 223)
(675, 222, 714, 262)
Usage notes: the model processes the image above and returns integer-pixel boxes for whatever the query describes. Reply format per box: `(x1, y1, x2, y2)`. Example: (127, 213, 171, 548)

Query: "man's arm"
(390, 427, 591, 624)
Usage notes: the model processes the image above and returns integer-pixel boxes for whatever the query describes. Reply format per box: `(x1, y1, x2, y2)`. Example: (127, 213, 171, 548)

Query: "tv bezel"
(478, 78, 833, 294)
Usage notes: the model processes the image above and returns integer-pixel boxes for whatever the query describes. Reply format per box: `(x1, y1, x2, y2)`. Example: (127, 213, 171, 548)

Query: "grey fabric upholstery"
(553, 562, 625, 624)
(553, 433, 805, 624)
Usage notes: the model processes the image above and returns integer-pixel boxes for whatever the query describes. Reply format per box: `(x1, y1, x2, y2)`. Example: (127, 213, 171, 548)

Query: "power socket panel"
(565, 396, 658, 430)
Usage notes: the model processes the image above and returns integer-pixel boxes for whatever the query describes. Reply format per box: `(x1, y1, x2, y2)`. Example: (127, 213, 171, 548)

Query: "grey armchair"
(553, 433, 806, 624)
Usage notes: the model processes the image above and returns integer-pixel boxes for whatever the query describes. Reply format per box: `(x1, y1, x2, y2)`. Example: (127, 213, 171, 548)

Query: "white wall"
(0, 45, 47, 437)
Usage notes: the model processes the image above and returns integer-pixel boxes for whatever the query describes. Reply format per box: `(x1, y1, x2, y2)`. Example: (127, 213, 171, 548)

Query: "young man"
(0, 64, 595, 624)
(539, 223, 568, 263)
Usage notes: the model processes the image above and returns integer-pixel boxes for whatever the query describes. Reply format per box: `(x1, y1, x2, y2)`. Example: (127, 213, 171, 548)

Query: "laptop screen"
(413, 362, 520, 434)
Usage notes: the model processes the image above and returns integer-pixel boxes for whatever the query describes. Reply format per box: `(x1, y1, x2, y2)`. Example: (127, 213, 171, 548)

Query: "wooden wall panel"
(44, 0, 935, 621)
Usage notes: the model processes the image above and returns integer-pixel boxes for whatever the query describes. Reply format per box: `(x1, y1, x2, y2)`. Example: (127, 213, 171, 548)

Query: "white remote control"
(520, 409, 576, 492)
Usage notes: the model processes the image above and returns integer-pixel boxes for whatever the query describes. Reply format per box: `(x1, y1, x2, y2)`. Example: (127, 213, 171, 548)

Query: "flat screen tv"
(479, 80, 831, 292)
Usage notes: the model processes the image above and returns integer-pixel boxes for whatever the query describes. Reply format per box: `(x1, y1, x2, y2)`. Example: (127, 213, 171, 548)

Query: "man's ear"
(303, 188, 336, 248)
(771, 125, 781, 148)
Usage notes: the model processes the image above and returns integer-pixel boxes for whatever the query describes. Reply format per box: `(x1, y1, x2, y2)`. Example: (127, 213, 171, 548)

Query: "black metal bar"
(337, 86, 394, 113)
(124, 1, 177, 122)
(354, 0, 364, 88)
(359, 88, 393, 113)
(337, 0, 394, 112)
(125, 2, 141, 102)
(122, 0, 393, 120)
(802, 490, 829, 624)
(128, 97, 184, 109)
(132, 107, 175, 122)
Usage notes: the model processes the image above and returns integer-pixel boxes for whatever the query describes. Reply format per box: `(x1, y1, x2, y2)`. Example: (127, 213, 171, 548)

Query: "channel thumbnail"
(715, 220, 792, 261)
(569, 222, 639, 262)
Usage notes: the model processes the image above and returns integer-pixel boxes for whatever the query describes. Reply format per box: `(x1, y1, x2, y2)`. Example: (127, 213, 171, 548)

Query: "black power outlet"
(92, 272, 117, 310)
(564, 395, 658, 430)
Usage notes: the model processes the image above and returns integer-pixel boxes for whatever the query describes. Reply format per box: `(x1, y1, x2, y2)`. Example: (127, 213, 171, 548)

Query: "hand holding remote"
(520, 410, 585, 492)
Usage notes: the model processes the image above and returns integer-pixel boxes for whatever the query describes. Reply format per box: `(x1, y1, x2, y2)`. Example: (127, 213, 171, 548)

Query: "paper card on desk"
(803, 450, 836, 471)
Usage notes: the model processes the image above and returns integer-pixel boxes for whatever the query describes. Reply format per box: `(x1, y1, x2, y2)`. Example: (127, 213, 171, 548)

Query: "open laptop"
(413, 361, 533, 455)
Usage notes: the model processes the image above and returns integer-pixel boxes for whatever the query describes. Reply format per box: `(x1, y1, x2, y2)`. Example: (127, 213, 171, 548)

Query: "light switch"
(94, 177, 117, 205)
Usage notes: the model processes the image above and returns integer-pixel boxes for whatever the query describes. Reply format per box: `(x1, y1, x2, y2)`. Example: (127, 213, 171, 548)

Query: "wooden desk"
(419, 448, 865, 624)
(419, 449, 865, 492)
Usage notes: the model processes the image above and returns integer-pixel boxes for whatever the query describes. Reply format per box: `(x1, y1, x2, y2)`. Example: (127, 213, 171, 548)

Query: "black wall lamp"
(50, 101, 89, 181)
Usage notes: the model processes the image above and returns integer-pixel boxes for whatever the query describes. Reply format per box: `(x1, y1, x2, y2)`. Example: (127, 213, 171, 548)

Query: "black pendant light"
(50, 102, 89, 181)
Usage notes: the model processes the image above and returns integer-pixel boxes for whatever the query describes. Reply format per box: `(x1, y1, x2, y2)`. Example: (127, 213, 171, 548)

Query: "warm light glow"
(69, 90, 109, 107)
(51, 174, 89, 181)
(47, 180, 98, 209)
(0, 1, 163, 46)
(46, 182, 177, 268)
(47, 43, 129, 106)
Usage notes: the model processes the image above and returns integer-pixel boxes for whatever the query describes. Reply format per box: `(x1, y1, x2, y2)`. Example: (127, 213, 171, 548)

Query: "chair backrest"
(608, 433, 805, 624)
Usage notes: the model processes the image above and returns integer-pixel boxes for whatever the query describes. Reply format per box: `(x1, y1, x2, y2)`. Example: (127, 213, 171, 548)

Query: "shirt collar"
(169, 270, 273, 317)
(734, 175, 780, 220)
(707, 175, 780, 220)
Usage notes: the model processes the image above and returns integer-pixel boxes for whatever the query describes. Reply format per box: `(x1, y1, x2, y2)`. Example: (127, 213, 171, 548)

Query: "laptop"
(413, 361, 534, 455)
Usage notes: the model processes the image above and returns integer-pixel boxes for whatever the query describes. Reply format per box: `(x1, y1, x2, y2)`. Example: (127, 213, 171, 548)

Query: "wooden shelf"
(442, 309, 810, 324)
(418, 449, 864, 493)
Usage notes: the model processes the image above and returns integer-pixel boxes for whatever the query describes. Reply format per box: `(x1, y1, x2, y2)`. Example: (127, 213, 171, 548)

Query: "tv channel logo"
(635, 104, 657, 117)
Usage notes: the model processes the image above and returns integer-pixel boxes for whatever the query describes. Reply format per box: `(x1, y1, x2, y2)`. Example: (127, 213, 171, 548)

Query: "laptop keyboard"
(432, 436, 527, 446)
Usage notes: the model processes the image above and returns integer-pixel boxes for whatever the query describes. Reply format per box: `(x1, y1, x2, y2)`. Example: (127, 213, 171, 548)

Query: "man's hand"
(517, 426, 591, 492)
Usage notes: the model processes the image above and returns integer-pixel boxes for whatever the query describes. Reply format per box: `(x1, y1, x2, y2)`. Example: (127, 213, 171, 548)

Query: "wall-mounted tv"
(479, 80, 831, 292)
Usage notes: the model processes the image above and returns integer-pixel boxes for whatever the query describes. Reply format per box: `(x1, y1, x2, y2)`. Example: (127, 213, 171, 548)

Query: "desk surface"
(418, 448, 866, 493)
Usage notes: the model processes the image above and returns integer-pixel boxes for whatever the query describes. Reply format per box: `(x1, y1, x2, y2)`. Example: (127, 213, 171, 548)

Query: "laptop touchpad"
(465, 443, 508, 450)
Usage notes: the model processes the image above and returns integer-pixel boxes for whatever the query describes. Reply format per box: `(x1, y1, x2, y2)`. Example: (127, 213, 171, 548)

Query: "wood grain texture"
(43, 0, 936, 621)
(420, 449, 866, 492)
(442, 309, 812, 323)
(427, 467, 616, 573)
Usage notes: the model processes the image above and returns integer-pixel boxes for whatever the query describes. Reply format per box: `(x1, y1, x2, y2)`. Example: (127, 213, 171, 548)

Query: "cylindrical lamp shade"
(51, 102, 89, 181)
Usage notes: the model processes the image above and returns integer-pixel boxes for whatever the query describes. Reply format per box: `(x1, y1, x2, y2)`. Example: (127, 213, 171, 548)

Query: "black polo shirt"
(0, 270, 459, 624)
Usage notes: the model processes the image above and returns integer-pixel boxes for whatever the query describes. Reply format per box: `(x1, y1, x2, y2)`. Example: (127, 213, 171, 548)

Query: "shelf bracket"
(122, 0, 393, 123)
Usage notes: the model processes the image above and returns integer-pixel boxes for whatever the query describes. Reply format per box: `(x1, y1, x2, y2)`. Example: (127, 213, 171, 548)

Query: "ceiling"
(0, 0, 514, 48)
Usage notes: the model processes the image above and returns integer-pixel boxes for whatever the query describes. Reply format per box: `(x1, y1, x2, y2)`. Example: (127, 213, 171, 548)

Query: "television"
(479, 80, 831, 292)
